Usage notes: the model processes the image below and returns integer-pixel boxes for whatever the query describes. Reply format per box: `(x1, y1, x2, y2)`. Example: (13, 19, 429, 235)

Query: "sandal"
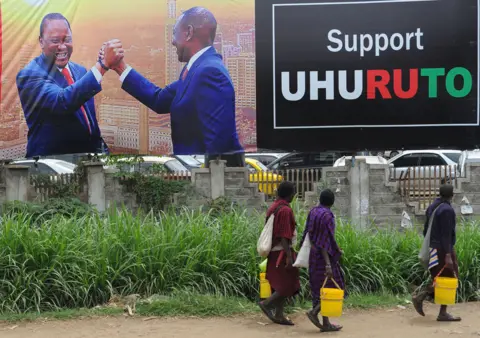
(258, 302, 277, 323)
(437, 314, 461, 322)
(273, 316, 294, 326)
(412, 295, 426, 317)
(306, 311, 323, 330)
(321, 324, 343, 332)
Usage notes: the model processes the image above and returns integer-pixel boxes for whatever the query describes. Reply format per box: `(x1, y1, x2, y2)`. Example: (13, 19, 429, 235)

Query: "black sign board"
(256, 0, 479, 152)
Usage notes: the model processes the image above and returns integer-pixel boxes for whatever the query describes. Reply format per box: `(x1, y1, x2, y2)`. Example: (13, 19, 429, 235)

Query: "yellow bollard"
(259, 272, 272, 299)
(320, 278, 344, 318)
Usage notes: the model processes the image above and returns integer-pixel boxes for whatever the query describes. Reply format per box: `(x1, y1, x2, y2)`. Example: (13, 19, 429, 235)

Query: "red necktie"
(182, 67, 188, 81)
(61, 67, 92, 134)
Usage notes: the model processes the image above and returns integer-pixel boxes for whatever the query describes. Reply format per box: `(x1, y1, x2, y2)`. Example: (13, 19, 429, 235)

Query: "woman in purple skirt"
(301, 189, 346, 332)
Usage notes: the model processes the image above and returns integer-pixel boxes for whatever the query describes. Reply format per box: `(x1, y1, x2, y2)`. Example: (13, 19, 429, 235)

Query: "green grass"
(0, 200, 479, 315)
(0, 291, 405, 323)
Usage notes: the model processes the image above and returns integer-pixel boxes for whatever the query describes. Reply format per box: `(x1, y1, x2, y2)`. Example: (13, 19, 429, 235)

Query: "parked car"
(108, 156, 191, 179)
(458, 149, 480, 176)
(243, 152, 288, 166)
(174, 155, 203, 170)
(245, 157, 283, 196)
(388, 150, 461, 183)
(375, 150, 402, 159)
(333, 155, 389, 167)
(11, 159, 76, 175)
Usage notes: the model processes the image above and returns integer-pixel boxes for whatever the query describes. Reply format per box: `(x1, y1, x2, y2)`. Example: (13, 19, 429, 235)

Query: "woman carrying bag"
(299, 189, 346, 332)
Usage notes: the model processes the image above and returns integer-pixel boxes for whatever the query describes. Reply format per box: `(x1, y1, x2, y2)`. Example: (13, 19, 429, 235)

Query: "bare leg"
(413, 285, 434, 317)
(437, 305, 461, 322)
(306, 304, 323, 329)
(258, 292, 293, 325)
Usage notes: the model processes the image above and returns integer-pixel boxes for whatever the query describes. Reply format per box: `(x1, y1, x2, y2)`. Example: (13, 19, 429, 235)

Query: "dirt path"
(1, 302, 479, 338)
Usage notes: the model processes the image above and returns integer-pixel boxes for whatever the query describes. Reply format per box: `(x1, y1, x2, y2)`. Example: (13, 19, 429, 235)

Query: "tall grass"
(0, 203, 479, 313)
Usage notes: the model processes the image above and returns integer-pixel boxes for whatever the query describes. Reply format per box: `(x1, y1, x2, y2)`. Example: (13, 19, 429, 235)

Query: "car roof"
(398, 149, 461, 155)
(463, 150, 480, 160)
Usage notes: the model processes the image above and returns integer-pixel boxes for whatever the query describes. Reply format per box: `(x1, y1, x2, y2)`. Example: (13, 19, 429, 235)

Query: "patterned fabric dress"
(302, 205, 346, 308)
(265, 199, 300, 297)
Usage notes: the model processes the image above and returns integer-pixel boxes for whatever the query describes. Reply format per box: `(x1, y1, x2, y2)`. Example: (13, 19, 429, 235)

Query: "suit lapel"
(68, 62, 97, 133)
(175, 47, 216, 102)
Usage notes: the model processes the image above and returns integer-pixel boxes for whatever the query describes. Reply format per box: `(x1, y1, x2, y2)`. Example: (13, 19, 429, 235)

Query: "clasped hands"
(97, 39, 126, 74)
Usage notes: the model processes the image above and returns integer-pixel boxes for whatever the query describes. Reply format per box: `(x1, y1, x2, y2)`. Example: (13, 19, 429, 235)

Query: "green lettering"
(446, 67, 472, 98)
(420, 68, 445, 98)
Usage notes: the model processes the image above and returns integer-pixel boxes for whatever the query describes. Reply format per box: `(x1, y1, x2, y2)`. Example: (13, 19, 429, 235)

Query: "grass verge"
(0, 292, 408, 323)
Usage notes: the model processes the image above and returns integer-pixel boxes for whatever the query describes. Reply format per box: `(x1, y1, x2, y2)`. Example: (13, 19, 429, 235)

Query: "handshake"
(97, 39, 126, 75)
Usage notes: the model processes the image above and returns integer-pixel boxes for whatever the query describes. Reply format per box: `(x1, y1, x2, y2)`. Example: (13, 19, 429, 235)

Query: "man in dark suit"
(16, 13, 124, 158)
(102, 7, 245, 168)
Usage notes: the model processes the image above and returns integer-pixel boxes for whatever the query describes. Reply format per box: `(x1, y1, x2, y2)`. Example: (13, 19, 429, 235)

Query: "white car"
(458, 149, 480, 176)
(11, 159, 76, 175)
(107, 156, 190, 176)
(388, 150, 461, 180)
(333, 155, 389, 167)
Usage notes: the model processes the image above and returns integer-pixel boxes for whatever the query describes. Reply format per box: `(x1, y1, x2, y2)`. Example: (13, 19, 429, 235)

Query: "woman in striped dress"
(302, 189, 346, 332)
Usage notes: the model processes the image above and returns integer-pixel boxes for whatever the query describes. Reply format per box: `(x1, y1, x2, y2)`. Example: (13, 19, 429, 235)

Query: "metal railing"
(30, 173, 81, 202)
(248, 168, 322, 201)
(391, 165, 462, 210)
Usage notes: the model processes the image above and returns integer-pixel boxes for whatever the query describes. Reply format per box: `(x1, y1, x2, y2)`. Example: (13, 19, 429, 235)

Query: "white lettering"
(326, 28, 425, 57)
(327, 29, 343, 53)
(405, 32, 414, 50)
(415, 28, 424, 50)
(375, 33, 388, 56)
(360, 34, 373, 57)
(390, 33, 404, 51)
(338, 70, 363, 100)
(281, 72, 305, 101)
(310, 71, 335, 100)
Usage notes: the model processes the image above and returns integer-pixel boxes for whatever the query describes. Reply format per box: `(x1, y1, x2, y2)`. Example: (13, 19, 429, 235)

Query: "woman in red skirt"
(258, 181, 300, 326)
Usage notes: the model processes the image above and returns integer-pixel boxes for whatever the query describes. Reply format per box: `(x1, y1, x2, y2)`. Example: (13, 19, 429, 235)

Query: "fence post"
(4, 165, 30, 202)
(0, 164, 8, 204)
(84, 162, 106, 212)
(209, 160, 226, 199)
(348, 158, 369, 229)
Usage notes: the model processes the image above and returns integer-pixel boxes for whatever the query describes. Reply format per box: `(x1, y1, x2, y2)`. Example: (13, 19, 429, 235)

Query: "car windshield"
(176, 155, 202, 167)
(165, 160, 189, 172)
(55, 162, 76, 170)
(444, 152, 461, 163)
(252, 160, 269, 171)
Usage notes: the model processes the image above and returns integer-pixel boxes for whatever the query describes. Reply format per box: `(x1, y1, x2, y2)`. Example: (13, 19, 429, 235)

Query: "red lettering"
(393, 69, 418, 99)
(367, 70, 391, 99)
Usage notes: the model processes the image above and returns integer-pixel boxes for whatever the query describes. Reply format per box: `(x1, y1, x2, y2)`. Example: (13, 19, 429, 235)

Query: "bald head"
(180, 7, 217, 45)
(172, 7, 218, 62)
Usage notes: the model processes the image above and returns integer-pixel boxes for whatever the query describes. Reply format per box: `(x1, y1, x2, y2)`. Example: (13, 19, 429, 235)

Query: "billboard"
(256, 0, 479, 152)
(0, 0, 255, 160)
(0, 0, 478, 161)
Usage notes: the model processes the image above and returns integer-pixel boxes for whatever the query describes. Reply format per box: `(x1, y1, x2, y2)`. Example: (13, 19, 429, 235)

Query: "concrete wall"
(0, 164, 6, 205)
(3, 159, 480, 225)
(306, 159, 417, 227)
(173, 160, 265, 210)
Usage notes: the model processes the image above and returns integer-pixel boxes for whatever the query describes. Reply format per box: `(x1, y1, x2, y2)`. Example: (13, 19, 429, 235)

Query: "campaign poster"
(0, 0, 255, 160)
(256, 0, 479, 152)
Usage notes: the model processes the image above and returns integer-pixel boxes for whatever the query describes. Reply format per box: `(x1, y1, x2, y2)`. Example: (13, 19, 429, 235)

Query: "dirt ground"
(1, 302, 479, 338)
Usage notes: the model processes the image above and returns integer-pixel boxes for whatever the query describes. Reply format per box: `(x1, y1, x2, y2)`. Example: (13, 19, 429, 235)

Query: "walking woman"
(413, 184, 461, 322)
(303, 189, 345, 332)
(258, 181, 300, 325)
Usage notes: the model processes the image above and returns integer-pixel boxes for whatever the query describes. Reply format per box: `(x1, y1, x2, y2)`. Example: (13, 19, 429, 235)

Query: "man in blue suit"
(16, 13, 124, 158)
(102, 7, 245, 167)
